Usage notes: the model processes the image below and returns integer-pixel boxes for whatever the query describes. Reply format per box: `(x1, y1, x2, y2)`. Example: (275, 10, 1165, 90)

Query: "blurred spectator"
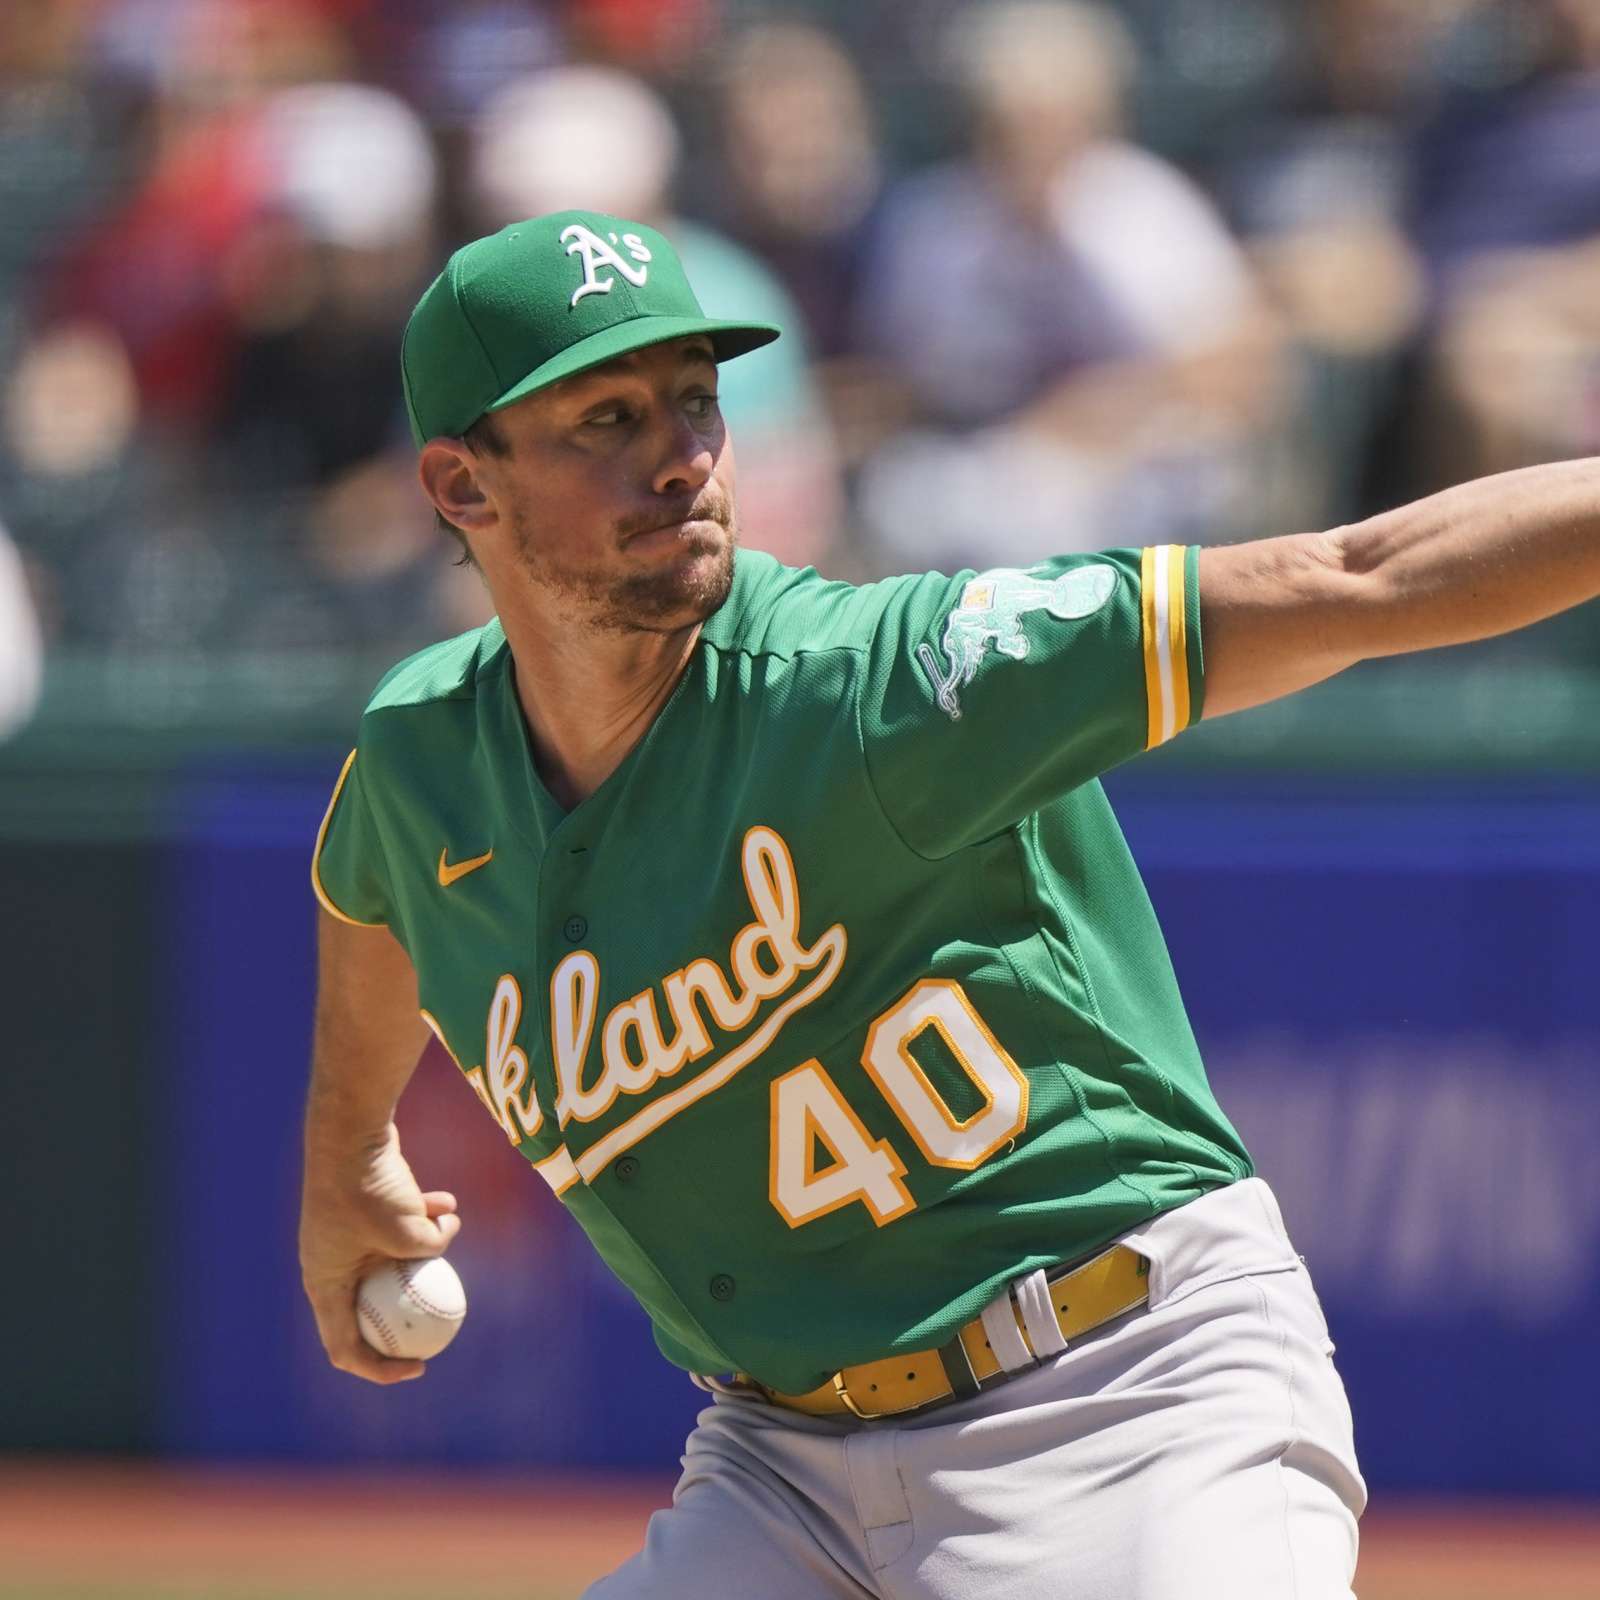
(0, 321, 148, 643)
(216, 80, 437, 490)
(473, 64, 844, 569)
(717, 21, 881, 359)
(851, 0, 1285, 573)
(45, 0, 360, 433)
(0, 0, 135, 385)
(4, 321, 138, 481)
(1224, 0, 1442, 525)
(0, 517, 43, 738)
(11, 10, 485, 663)
(92, 0, 356, 95)
(564, 0, 718, 79)
(401, 2, 562, 128)
(212, 79, 486, 649)
(1414, 0, 1600, 479)
(1413, 0, 1600, 295)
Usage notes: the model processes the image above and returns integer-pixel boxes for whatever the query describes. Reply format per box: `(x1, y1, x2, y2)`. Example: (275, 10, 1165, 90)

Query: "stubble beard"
(510, 487, 739, 634)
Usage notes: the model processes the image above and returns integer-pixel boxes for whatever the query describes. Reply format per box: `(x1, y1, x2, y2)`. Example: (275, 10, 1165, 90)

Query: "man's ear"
(418, 439, 494, 534)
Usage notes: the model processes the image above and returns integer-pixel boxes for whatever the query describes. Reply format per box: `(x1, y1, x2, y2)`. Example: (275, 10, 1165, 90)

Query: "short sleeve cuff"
(312, 750, 389, 927)
(1140, 544, 1203, 749)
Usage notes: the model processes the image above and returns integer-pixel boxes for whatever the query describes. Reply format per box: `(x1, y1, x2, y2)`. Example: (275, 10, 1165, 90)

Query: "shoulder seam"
(366, 627, 505, 714)
(702, 635, 872, 666)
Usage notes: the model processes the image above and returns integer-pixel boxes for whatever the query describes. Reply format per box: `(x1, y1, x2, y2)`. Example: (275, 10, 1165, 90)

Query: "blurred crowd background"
(2, 0, 1600, 745)
(7, 0, 1600, 1504)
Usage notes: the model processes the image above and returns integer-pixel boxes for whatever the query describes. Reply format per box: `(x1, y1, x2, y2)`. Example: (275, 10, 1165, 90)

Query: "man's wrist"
(304, 1091, 399, 1173)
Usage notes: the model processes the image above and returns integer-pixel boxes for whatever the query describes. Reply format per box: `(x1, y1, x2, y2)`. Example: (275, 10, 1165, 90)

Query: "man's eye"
(588, 407, 628, 426)
(686, 394, 719, 417)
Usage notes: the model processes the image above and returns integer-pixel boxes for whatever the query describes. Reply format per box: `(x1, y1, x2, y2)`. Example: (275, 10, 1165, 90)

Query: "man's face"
(443, 336, 737, 634)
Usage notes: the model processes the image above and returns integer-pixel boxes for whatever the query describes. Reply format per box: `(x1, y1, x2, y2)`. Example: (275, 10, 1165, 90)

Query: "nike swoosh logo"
(438, 847, 493, 887)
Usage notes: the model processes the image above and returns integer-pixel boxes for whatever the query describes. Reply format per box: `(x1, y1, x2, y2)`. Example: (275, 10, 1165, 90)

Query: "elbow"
(1322, 521, 1387, 580)
(1305, 518, 1411, 661)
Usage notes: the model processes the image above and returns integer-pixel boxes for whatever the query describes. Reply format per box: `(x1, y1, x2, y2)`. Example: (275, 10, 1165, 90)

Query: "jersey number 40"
(769, 978, 1029, 1229)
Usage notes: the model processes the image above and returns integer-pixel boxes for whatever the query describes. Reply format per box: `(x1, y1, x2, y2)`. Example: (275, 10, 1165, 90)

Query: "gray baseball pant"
(587, 1178, 1365, 1600)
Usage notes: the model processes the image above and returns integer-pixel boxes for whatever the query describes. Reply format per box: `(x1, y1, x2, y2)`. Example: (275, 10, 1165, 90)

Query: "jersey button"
(709, 1274, 736, 1302)
(613, 1156, 640, 1182)
(563, 915, 588, 942)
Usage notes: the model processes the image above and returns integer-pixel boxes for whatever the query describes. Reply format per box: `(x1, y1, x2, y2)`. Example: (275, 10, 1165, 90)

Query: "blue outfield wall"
(160, 766, 1600, 1489)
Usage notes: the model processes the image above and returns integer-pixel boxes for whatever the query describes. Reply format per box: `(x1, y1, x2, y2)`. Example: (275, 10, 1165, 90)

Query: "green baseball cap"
(401, 210, 781, 447)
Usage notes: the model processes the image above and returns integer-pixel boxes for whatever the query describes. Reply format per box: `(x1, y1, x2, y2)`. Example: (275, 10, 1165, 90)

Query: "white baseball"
(356, 1256, 467, 1361)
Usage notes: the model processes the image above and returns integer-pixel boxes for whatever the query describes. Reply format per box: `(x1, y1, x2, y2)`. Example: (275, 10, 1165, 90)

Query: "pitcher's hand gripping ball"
(356, 1257, 467, 1360)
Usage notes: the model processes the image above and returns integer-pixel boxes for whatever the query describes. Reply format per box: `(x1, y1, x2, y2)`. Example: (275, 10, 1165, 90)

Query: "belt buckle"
(815, 1245, 1153, 1424)
(832, 1372, 871, 1419)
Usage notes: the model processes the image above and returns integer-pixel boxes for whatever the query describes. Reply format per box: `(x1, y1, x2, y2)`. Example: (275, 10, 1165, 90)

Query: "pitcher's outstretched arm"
(1201, 457, 1600, 719)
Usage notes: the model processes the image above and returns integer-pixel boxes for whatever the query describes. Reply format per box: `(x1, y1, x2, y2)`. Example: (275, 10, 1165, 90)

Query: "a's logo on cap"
(560, 223, 653, 307)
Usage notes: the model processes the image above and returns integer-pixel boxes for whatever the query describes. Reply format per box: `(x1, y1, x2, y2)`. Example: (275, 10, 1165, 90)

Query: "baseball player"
(300, 211, 1600, 1599)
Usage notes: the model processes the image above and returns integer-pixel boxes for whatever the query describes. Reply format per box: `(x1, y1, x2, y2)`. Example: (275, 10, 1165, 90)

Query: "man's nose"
(651, 411, 717, 497)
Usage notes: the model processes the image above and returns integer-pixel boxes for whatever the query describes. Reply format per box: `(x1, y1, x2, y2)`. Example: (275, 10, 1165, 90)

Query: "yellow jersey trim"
(311, 749, 384, 927)
(534, 1145, 580, 1196)
(1141, 545, 1191, 749)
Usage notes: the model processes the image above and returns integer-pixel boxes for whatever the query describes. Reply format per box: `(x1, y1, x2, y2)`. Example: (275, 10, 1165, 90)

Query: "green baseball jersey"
(313, 546, 1251, 1395)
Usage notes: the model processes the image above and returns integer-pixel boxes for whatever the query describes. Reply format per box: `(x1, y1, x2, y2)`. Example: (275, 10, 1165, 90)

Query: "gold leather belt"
(751, 1243, 1150, 1421)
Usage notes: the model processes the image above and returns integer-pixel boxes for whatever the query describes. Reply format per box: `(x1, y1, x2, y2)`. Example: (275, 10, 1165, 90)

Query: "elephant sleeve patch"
(916, 564, 1118, 721)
